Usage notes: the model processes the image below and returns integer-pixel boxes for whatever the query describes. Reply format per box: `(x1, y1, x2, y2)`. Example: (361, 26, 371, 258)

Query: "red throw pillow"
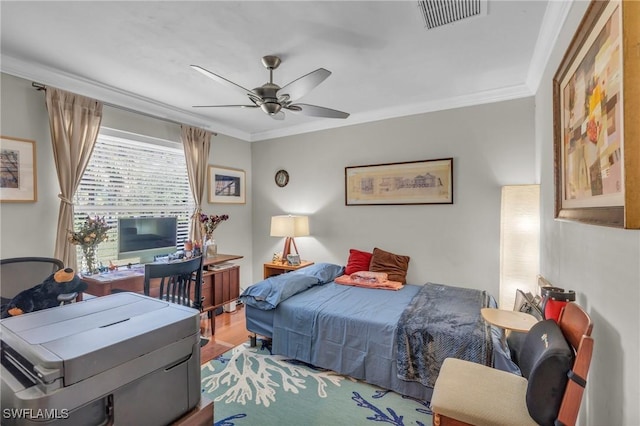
(369, 247, 410, 284)
(345, 249, 373, 275)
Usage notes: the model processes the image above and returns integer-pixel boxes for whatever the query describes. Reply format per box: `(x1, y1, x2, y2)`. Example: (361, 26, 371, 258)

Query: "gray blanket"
(396, 283, 494, 387)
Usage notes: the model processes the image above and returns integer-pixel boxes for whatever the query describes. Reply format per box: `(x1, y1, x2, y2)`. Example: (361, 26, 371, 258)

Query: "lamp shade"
(499, 185, 540, 309)
(270, 215, 310, 238)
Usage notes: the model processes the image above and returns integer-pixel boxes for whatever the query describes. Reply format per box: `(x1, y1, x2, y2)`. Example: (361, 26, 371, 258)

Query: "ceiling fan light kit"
(191, 55, 349, 120)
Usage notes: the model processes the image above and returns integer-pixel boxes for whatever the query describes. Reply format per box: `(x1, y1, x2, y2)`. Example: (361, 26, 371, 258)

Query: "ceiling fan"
(191, 55, 349, 120)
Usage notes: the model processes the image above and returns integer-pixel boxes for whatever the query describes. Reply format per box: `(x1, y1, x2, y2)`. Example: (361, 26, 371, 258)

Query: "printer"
(1, 292, 201, 425)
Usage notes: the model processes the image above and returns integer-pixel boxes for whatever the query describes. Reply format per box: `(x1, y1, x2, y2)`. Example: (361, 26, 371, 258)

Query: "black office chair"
(142, 256, 207, 346)
(1, 257, 79, 307)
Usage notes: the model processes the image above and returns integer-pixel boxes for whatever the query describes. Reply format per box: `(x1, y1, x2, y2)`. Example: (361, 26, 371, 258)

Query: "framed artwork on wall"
(553, 0, 639, 228)
(345, 158, 453, 206)
(0, 136, 37, 202)
(208, 165, 246, 204)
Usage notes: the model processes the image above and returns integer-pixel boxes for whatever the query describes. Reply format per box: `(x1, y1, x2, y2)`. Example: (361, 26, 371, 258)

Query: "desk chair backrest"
(143, 256, 203, 310)
(1, 257, 65, 301)
(556, 302, 594, 426)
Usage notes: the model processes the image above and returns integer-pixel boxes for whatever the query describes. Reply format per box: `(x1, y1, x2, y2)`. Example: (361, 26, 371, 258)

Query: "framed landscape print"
(0, 136, 37, 202)
(208, 165, 246, 204)
(553, 0, 640, 228)
(345, 158, 453, 206)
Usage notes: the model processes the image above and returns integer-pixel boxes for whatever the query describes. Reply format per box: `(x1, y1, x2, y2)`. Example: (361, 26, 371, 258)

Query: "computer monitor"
(118, 217, 177, 263)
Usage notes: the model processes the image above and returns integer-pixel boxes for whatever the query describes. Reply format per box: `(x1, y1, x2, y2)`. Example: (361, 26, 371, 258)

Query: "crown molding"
(0, 54, 251, 141)
(249, 83, 533, 141)
(5, 21, 560, 145)
(526, 0, 573, 93)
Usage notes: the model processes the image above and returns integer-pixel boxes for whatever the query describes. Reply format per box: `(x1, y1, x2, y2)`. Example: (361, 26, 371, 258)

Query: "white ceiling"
(0, 1, 571, 142)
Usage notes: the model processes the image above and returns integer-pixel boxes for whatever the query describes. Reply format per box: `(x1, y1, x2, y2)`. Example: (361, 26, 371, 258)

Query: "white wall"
(536, 2, 639, 425)
(251, 98, 536, 299)
(0, 73, 256, 288)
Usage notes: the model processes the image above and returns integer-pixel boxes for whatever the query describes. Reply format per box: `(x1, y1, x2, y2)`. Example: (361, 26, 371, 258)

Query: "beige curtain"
(45, 87, 103, 269)
(181, 125, 212, 243)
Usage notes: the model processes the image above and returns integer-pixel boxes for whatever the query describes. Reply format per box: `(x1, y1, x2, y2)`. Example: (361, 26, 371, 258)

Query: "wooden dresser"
(81, 254, 243, 334)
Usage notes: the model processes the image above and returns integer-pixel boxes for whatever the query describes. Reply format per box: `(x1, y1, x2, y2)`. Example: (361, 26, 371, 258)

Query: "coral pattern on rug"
(201, 341, 348, 407)
(201, 340, 432, 425)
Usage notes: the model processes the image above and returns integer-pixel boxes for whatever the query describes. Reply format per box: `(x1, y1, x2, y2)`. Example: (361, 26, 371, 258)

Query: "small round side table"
(481, 308, 539, 333)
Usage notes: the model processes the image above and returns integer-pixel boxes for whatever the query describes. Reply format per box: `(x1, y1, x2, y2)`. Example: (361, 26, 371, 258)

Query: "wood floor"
(200, 303, 252, 364)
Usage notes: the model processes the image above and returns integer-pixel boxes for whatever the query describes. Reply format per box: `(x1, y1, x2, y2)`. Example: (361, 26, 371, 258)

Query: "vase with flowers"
(199, 213, 229, 257)
(68, 215, 112, 275)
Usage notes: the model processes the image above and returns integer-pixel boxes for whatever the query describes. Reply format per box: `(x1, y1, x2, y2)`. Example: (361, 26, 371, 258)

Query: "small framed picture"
(287, 254, 301, 266)
(1, 136, 37, 202)
(208, 165, 246, 204)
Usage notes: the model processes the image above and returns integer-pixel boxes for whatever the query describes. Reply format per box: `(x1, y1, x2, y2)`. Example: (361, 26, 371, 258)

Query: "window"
(74, 129, 194, 267)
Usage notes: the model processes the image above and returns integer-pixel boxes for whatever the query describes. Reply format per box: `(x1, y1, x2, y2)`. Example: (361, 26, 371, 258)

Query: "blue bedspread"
(268, 280, 511, 401)
(272, 283, 432, 400)
(396, 283, 494, 387)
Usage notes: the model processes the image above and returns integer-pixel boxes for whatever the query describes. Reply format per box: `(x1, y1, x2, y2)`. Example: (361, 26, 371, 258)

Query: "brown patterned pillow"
(369, 247, 410, 284)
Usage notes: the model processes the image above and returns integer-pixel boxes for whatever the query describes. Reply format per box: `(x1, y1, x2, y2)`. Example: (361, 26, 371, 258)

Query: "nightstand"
(263, 260, 314, 279)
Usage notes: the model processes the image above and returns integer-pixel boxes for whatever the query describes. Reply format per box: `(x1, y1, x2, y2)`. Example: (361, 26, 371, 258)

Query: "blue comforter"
(396, 283, 494, 387)
(267, 279, 510, 401)
(272, 283, 432, 400)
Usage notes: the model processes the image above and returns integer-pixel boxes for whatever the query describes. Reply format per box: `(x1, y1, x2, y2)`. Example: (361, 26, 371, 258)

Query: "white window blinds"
(74, 131, 194, 267)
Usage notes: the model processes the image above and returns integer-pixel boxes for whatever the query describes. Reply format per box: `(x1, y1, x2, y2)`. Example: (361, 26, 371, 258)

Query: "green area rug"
(201, 340, 432, 425)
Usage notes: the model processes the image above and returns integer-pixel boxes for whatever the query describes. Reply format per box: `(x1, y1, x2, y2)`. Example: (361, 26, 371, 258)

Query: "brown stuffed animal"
(1, 268, 88, 318)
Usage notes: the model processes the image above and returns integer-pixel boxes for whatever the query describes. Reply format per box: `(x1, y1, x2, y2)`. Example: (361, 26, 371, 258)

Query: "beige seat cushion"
(431, 358, 538, 426)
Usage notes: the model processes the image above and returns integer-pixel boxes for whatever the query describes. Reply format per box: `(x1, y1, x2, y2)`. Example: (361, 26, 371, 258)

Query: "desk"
(481, 308, 538, 333)
(81, 254, 243, 334)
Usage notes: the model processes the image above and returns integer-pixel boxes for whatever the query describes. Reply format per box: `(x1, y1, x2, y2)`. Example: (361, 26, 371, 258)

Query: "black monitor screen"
(118, 217, 177, 253)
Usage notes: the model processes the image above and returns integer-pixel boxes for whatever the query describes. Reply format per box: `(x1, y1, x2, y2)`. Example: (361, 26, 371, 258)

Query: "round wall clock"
(275, 169, 289, 187)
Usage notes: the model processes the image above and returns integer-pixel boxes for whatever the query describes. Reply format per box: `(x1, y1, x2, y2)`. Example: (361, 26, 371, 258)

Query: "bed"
(240, 263, 517, 401)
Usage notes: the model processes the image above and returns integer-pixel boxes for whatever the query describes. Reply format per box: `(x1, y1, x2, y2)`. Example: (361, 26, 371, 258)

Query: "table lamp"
(270, 215, 310, 261)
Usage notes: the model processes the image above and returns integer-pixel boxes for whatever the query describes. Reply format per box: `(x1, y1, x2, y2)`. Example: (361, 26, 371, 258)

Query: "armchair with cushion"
(430, 302, 594, 426)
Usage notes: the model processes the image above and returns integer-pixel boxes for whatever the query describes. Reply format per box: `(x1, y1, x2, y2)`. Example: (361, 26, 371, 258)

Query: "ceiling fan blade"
(288, 103, 350, 119)
(192, 105, 258, 108)
(191, 65, 255, 98)
(278, 68, 331, 101)
(270, 111, 285, 120)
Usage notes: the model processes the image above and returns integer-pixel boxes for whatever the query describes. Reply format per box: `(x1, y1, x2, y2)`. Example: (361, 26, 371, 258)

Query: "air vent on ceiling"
(417, 0, 487, 30)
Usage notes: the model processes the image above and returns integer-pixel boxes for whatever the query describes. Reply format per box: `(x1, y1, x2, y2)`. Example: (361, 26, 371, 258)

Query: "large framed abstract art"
(553, 0, 639, 228)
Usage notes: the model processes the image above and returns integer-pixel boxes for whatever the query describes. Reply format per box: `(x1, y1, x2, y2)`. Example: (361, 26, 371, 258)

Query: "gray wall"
(0, 73, 254, 289)
(1, 74, 58, 258)
(536, 2, 639, 425)
(251, 98, 536, 300)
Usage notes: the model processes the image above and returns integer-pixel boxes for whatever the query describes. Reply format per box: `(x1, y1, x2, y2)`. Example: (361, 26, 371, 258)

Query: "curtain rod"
(32, 82, 217, 135)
